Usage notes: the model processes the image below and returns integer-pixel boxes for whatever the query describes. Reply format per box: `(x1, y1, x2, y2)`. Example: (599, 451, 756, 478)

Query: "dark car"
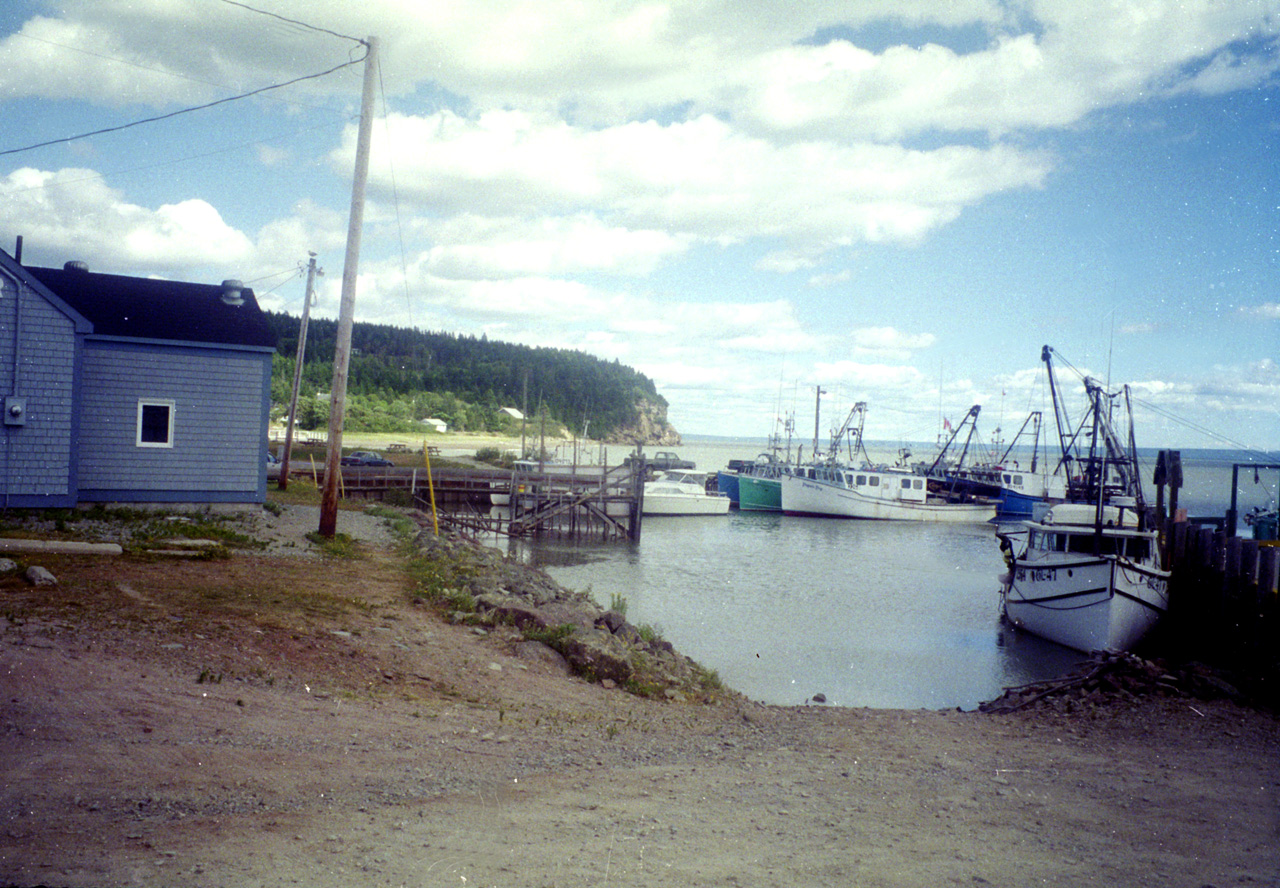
(340, 450, 394, 467)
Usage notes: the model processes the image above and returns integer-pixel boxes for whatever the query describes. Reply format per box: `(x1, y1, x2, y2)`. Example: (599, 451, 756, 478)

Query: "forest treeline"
(264, 312, 667, 437)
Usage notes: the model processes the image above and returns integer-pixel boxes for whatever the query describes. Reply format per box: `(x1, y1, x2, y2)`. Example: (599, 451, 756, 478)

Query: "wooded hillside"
(264, 312, 672, 440)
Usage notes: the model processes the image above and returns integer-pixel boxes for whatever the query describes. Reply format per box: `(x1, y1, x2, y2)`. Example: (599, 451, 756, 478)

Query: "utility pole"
(319, 35, 379, 537)
(278, 253, 319, 491)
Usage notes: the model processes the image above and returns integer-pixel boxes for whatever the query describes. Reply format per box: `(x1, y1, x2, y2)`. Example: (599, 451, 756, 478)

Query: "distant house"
(420, 417, 448, 433)
(500, 407, 524, 421)
(0, 249, 276, 508)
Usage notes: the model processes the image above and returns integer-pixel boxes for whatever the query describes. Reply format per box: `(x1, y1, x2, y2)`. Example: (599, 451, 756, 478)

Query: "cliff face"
(605, 397, 681, 446)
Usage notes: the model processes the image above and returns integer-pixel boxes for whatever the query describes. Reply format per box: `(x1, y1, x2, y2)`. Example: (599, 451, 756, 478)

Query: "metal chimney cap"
(220, 279, 245, 306)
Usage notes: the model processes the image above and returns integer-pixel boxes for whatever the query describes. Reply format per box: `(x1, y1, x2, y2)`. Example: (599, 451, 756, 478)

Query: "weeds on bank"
(304, 531, 361, 558)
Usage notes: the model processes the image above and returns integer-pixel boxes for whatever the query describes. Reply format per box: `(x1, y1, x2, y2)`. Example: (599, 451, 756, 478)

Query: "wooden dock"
(309, 461, 646, 541)
(1153, 451, 1279, 702)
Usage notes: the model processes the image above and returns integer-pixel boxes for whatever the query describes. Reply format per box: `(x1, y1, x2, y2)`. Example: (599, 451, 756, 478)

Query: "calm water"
(505, 439, 1277, 710)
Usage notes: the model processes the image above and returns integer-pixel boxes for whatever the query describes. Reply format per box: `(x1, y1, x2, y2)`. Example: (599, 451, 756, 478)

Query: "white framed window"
(136, 399, 175, 448)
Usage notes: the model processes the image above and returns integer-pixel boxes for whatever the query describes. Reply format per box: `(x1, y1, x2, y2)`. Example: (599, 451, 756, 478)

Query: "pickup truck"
(627, 450, 695, 472)
(340, 450, 394, 467)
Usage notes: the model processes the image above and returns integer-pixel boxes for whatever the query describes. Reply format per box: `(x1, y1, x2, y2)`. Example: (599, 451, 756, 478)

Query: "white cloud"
(851, 326, 937, 359)
(0, 166, 253, 271)
(350, 110, 1052, 257)
(421, 214, 688, 279)
(1242, 302, 1280, 319)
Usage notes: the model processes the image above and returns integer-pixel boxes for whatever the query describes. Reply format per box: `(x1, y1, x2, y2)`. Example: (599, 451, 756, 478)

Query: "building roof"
(25, 262, 276, 349)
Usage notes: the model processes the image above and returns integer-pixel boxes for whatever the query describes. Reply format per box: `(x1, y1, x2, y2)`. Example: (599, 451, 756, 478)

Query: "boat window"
(913, 479, 923, 489)
(901, 478, 912, 489)
(856, 475, 866, 486)
(1012, 475, 1023, 485)
(1066, 534, 1119, 555)
(869, 476, 880, 487)
(1002, 474, 1011, 484)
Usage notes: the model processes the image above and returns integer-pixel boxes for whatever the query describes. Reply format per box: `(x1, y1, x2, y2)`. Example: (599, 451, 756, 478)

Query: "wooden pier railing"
(314, 462, 646, 541)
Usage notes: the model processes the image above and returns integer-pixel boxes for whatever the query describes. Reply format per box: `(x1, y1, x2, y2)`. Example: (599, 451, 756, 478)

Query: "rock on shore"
(413, 528, 726, 701)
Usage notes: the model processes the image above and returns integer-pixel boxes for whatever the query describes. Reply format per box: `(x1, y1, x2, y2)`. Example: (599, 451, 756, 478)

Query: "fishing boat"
(642, 470, 731, 516)
(779, 401, 997, 523)
(997, 502, 1169, 652)
(738, 472, 783, 512)
(924, 406, 1067, 520)
(781, 464, 997, 522)
(995, 349, 1169, 652)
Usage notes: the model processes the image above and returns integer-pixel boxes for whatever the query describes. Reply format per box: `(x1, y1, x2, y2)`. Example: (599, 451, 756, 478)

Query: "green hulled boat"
(738, 473, 783, 511)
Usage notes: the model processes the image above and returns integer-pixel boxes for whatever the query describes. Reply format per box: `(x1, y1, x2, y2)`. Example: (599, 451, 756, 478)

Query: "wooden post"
(278, 254, 318, 491)
(1260, 547, 1279, 598)
(319, 36, 379, 538)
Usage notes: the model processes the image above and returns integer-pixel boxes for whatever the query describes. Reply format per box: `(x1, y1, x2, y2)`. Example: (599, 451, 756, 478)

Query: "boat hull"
(780, 474, 996, 523)
(642, 493, 731, 516)
(738, 475, 782, 512)
(1002, 555, 1169, 652)
(716, 471, 741, 506)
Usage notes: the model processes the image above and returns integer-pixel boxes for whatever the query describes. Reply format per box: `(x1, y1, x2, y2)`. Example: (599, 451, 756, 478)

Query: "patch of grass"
(305, 532, 362, 558)
(637, 622, 664, 644)
(365, 505, 418, 540)
(522, 623, 577, 649)
(694, 664, 725, 694)
(609, 592, 628, 616)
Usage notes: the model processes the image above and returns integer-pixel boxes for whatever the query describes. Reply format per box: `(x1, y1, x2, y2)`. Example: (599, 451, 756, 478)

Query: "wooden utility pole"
(319, 35, 379, 537)
(277, 253, 319, 491)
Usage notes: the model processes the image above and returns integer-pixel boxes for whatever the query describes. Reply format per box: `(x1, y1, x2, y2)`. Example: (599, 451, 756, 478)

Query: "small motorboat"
(642, 470, 730, 516)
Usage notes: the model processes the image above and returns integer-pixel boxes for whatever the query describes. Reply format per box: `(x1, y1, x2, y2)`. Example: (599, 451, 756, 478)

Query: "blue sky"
(1, 1, 1277, 451)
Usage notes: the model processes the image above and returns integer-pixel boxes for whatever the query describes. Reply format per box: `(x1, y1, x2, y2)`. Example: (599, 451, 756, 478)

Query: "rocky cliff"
(604, 397, 681, 446)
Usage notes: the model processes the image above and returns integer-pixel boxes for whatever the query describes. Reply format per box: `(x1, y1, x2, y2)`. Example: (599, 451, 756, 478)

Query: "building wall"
(76, 339, 272, 503)
(0, 271, 79, 507)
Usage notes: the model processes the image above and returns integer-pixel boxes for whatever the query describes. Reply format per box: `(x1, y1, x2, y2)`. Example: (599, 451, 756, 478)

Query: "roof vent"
(220, 279, 245, 307)
(64, 260, 89, 272)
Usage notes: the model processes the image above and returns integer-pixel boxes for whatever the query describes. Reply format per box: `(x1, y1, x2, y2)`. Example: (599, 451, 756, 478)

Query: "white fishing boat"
(995, 350, 1170, 652)
(780, 464, 997, 523)
(997, 502, 1169, 652)
(642, 470, 730, 516)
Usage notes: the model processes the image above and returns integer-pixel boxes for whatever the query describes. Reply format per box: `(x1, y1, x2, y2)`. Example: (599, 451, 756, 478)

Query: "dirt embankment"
(2, 504, 1278, 887)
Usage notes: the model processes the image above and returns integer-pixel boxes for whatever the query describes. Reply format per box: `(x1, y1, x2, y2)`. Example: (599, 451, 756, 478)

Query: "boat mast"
(1041, 345, 1075, 477)
(812, 385, 826, 461)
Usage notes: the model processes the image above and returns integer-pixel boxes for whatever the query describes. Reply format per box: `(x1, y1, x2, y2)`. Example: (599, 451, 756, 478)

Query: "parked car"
(265, 451, 281, 480)
(625, 450, 696, 472)
(340, 450, 394, 467)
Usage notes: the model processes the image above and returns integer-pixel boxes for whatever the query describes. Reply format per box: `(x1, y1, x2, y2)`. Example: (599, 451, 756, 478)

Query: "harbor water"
(509, 439, 1277, 710)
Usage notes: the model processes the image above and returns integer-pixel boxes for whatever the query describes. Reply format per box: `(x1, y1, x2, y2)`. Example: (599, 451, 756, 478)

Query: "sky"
(1, 0, 1277, 452)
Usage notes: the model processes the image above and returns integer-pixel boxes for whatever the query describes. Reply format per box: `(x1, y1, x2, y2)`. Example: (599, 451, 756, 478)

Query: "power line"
(0, 53, 367, 159)
(216, 0, 366, 46)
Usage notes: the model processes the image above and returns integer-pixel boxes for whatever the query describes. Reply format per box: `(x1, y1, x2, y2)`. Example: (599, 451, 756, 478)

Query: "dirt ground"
(2, 504, 1278, 888)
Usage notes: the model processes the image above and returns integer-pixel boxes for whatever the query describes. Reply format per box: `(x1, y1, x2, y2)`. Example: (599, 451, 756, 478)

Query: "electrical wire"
(0, 53, 367, 158)
(216, 0, 366, 45)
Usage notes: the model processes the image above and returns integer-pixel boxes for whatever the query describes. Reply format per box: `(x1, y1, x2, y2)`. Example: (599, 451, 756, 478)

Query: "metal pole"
(319, 36, 379, 537)
(278, 254, 319, 491)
